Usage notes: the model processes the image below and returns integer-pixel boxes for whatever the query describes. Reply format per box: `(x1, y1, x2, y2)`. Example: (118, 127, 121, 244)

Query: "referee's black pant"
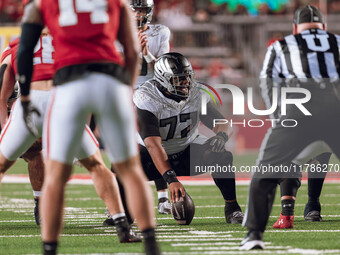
(244, 85, 340, 232)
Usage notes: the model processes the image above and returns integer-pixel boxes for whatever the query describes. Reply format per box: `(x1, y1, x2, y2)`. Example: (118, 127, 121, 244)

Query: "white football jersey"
(133, 80, 202, 154)
(114, 24, 170, 89)
(136, 24, 170, 88)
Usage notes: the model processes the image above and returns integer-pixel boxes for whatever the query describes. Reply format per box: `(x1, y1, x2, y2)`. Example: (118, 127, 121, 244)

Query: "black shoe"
(305, 210, 322, 222)
(34, 198, 40, 226)
(115, 217, 142, 243)
(304, 201, 322, 221)
(239, 231, 264, 250)
(103, 217, 115, 226)
(225, 201, 244, 224)
(226, 211, 244, 224)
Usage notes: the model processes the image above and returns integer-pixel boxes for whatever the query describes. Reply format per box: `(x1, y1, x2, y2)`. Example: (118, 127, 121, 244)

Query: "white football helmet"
(130, 0, 154, 28)
(154, 52, 195, 99)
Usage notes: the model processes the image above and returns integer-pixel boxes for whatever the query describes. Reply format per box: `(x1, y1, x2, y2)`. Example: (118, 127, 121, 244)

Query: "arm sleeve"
(136, 107, 160, 139)
(17, 23, 43, 96)
(199, 101, 225, 129)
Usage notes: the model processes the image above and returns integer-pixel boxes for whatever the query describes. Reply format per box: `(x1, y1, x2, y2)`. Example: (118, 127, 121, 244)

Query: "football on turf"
(171, 192, 195, 225)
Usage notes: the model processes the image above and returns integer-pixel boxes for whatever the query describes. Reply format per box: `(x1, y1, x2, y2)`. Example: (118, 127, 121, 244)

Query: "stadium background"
(1, 0, 340, 153)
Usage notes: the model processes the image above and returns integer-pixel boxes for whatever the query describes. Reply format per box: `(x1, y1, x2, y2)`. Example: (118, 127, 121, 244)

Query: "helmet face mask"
(154, 53, 195, 100)
(168, 73, 195, 98)
(130, 0, 154, 28)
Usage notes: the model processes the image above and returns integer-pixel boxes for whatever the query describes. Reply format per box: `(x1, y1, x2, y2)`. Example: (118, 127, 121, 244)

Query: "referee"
(241, 5, 340, 250)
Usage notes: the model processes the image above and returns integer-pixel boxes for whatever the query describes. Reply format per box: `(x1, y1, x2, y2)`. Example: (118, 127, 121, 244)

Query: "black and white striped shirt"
(260, 28, 340, 118)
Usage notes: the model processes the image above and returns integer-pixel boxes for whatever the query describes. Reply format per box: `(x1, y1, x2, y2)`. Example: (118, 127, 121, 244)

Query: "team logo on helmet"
(154, 52, 195, 99)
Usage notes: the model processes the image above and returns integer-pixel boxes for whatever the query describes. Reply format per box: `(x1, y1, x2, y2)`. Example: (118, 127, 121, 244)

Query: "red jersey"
(0, 38, 19, 63)
(40, 0, 123, 72)
(1, 36, 54, 82)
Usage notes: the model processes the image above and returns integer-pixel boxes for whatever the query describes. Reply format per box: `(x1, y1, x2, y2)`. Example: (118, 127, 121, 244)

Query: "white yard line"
(4, 175, 340, 185)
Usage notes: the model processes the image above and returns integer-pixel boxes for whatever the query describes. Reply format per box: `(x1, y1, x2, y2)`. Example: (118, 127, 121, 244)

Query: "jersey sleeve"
(1, 38, 20, 64)
(136, 107, 160, 139)
(133, 85, 161, 115)
(1, 46, 12, 63)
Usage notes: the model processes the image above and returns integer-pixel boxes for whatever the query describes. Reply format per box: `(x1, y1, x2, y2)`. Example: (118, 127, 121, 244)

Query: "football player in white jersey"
(131, 0, 172, 215)
(103, 0, 171, 227)
(132, 52, 244, 224)
(132, 0, 171, 89)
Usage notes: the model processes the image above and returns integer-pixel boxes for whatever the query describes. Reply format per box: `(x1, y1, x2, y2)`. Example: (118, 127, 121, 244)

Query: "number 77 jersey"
(40, 0, 123, 72)
(133, 80, 202, 155)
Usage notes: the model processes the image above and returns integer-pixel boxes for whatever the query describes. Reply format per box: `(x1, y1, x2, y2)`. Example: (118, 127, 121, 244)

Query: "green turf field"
(1, 155, 340, 254)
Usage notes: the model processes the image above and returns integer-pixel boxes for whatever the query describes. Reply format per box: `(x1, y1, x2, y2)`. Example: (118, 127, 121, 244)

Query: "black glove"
(205, 132, 228, 152)
(21, 100, 41, 137)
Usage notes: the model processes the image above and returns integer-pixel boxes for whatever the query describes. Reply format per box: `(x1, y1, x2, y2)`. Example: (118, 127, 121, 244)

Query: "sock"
(157, 191, 168, 200)
(34, 198, 39, 205)
(111, 213, 126, 221)
(43, 241, 57, 255)
(281, 199, 295, 216)
(225, 200, 241, 213)
(213, 177, 236, 201)
(142, 228, 160, 255)
(33, 190, 41, 197)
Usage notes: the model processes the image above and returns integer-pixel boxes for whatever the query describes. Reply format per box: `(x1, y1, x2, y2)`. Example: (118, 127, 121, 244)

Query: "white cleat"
(158, 198, 171, 214)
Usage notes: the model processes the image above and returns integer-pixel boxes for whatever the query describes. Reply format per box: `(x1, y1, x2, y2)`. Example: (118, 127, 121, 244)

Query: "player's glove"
(205, 132, 229, 152)
(21, 100, 41, 137)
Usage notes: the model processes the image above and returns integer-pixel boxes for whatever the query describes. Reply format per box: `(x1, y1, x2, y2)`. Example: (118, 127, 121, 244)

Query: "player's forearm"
(144, 137, 172, 175)
(212, 124, 233, 138)
(17, 23, 42, 97)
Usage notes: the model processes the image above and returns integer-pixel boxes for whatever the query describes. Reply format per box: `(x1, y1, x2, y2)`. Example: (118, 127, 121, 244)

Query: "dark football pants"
(244, 85, 340, 232)
(307, 152, 331, 200)
(139, 143, 237, 201)
(279, 152, 331, 198)
(113, 142, 238, 223)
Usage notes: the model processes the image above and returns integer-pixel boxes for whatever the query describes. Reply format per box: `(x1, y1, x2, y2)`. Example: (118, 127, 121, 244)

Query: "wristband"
(162, 169, 179, 184)
(143, 52, 156, 64)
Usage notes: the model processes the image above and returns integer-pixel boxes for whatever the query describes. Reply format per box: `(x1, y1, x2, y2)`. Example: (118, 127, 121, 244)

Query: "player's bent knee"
(21, 140, 43, 162)
(0, 151, 15, 173)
